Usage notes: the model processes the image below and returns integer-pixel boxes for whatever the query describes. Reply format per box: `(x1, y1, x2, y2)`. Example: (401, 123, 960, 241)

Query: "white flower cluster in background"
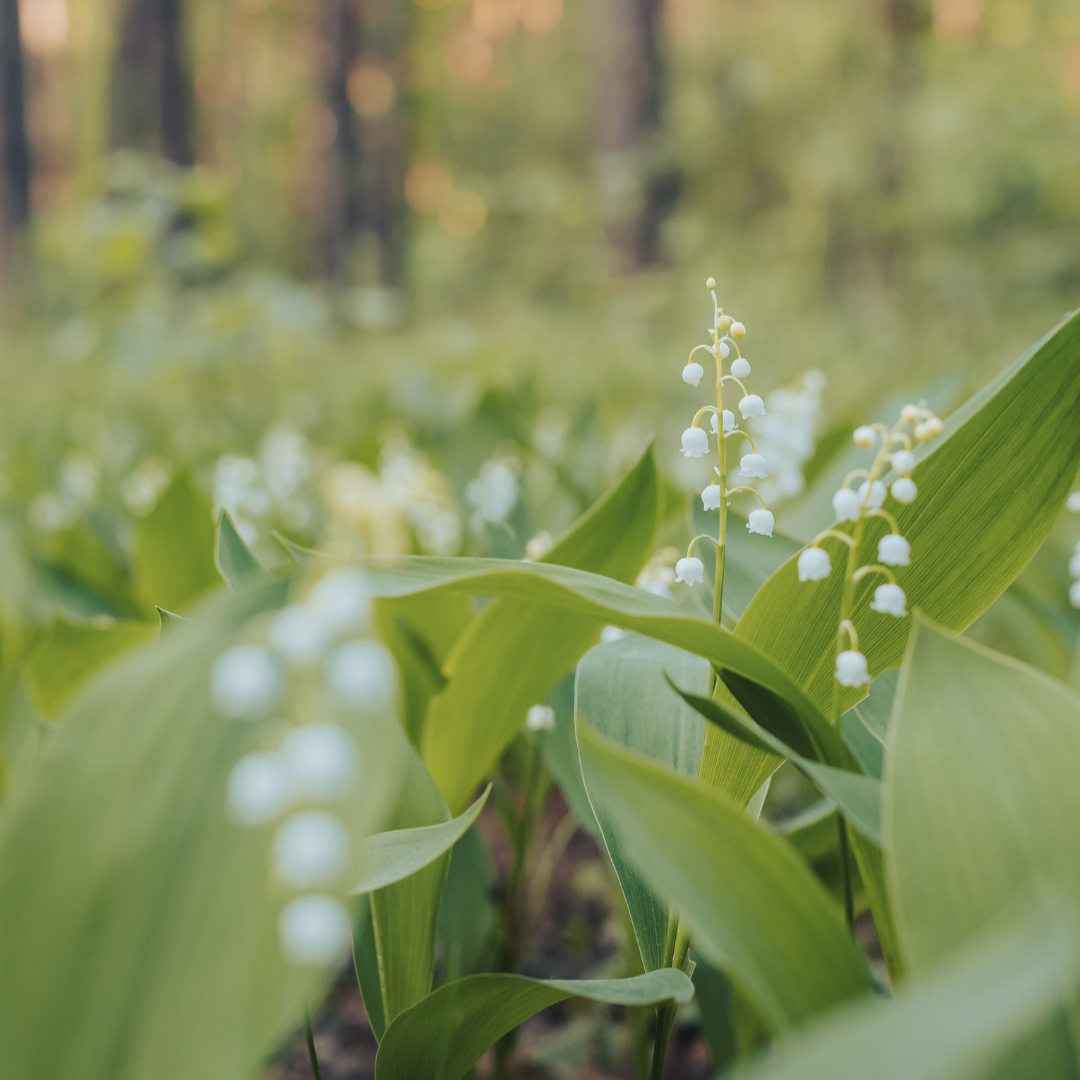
(746, 370, 827, 507)
(465, 456, 521, 537)
(635, 547, 681, 600)
(211, 566, 396, 967)
(28, 452, 101, 533)
(794, 403, 944, 688)
(1068, 491, 1080, 608)
(378, 433, 462, 555)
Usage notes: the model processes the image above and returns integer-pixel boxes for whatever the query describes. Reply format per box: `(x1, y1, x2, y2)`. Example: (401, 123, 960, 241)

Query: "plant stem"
(304, 1005, 323, 1080)
(650, 922, 692, 1080)
(837, 813, 855, 932)
(711, 356, 728, 691)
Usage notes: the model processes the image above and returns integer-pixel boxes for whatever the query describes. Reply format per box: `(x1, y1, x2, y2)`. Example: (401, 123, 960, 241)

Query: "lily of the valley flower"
(857, 479, 887, 509)
(681, 427, 709, 458)
(869, 583, 908, 617)
(891, 450, 916, 475)
(711, 409, 735, 435)
(702, 484, 722, 511)
(891, 477, 917, 504)
(853, 426, 876, 447)
(747, 509, 774, 536)
(740, 453, 768, 479)
(675, 556, 705, 585)
(797, 547, 832, 582)
(833, 487, 861, 522)
(879, 533, 911, 566)
(739, 394, 766, 420)
(1071, 581, 1080, 608)
(914, 417, 944, 441)
(730, 357, 751, 378)
(683, 362, 704, 387)
(835, 649, 870, 687)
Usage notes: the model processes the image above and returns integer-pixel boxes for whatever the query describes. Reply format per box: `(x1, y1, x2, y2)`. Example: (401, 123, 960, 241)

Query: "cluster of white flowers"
(28, 452, 101, 533)
(746, 370, 827, 507)
(378, 434, 462, 555)
(465, 457, 521, 537)
(794, 404, 943, 688)
(676, 279, 773, 589)
(635, 547, 681, 600)
(1068, 492, 1080, 608)
(211, 566, 396, 966)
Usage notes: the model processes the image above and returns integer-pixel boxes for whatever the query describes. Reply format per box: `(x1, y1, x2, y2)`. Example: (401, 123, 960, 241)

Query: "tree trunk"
(594, 0, 675, 271)
(0, 0, 31, 271)
(109, 0, 195, 164)
(318, 0, 407, 287)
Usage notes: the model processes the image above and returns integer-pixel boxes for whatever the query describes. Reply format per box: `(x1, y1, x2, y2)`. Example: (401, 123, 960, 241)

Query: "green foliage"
(374, 969, 694, 1080)
(215, 511, 266, 588)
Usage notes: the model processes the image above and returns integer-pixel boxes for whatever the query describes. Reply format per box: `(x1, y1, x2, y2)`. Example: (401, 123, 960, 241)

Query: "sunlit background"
(0, 0, 1079, 572)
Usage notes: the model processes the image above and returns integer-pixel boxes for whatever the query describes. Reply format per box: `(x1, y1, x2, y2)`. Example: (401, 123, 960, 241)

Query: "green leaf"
(847, 669, 897, 746)
(25, 617, 155, 720)
(539, 673, 601, 839)
(0, 582, 402, 1080)
(270, 530, 319, 565)
(728, 900, 1080, 1080)
(438, 826, 497, 982)
(352, 785, 490, 894)
(46, 523, 144, 618)
(135, 472, 221, 612)
(421, 446, 660, 811)
(353, 728, 452, 1041)
(886, 617, 1080, 974)
(215, 510, 266, 587)
(575, 722, 872, 1031)
(669, 683, 881, 845)
(575, 636, 709, 971)
(156, 606, 184, 635)
(374, 969, 694, 1080)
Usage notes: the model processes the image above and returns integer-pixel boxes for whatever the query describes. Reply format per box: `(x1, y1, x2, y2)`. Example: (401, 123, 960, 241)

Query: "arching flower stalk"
(678, 278, 773, 634)
(1068, 492, 1080, 609)
(795, 402, 941, 930)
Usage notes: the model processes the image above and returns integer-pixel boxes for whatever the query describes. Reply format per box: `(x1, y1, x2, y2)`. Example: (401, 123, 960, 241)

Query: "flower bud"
(747, 508, 774, 536)
(857, 479, 887, 509)
(682, 362, 704, 387)
(675, 556, 705, 585)
(835, 650, 871, 687)
(718, 340, 731, 359)
(706, 277, 716, 290)
(718, 315, 733, 332)
(797, 547, 832, 582)
(900, 404, 921, 423)
(1071, 581, 1080, 609)
(739, 394, 766, 419)
(526, 704, 556, 731)
(890, 477, 917, 504)
(730, 321, 746, 339)
(914, 417, 944, 441)
(702, 484, 722, 511)
(730, 356, 751, 378)
(878, 533, 911, 566)
(680, 427, 709, 458)
(870, 583, 908, 617)
(891, 450, 916, 475)
(739, 453, 768, 479)
(832, 487, 861, 522)
(853, 426, 876, 447)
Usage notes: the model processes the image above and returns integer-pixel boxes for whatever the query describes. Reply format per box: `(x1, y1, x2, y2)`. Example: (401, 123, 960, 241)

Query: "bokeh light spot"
(934, 0, 983, 39)
(405, 164, 453, 212)
(20, 0, 68, 58)
(440, 190, 487, 237)
(446, 30, 493, 84)
(520, 0, 563, 33)
(347, 63, 396, 118)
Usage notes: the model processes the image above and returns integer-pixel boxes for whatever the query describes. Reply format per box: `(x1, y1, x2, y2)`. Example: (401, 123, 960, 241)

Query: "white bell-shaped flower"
(706, 276, 716, 290)
(853, 426, 876, 447)
(682, 362, 704, 387)
(710, 409, 735, 435)
(891, 450, 916, 475)
(675, 556, 705, 585)
(680, 427, 709, 458)
(526, 704, 556, 731)
(739, 453, 768, 479)
(835, 649, 871, 687)
(900, 404, 921, 423)
(272, 812, 349, 888)
(325, 641, 396, 710)
(739, 394, 766, 419)
(279, 895, 352, 966)
(730, 357, 751, 378)
(718, 340, 731, 359)
(870, 583, 908, 617)
(702, 484, 722, 511)
(1068, 552, 1080, 578)
(891, 477, 917, 504)
(879, 533, 911, 566)
(797, 547, 831, 582)
(914, 417, 944, 440)
(211, 646, 282, 719)
(730, 321, 746, 339)
(282, 724, 358, 802)
(1071, 581, 1080, 609)
(747, 509, 774, 536)
(1068, 492, 1080, 512)
(269, 605, 332, 664)
(857, 480, 887, 509)
(227, 753, 292, 826)
(832, 487, 861, 522)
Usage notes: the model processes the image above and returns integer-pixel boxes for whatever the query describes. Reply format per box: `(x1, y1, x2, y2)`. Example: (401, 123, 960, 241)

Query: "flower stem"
(649, 922, 692, 1080)
(304, 1005, 323, 1080)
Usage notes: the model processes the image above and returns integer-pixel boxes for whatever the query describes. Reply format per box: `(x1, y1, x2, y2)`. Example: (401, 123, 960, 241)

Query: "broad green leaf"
(374, 969, 694, 1080)
(575, 636, 709, 971)
(25, 617, 155, 720)
(135, 473, 221, 612)
(356, 556, 835, 784)
(352, 785, 490, 894)
(0, 582, 401, 1080)
(729, 900, 1080, 1080)
(156, 606, 184, 635)
(670, 684, 881, 844)
(438, 826, 497, 982)
(422, 447, 660, 811)
(886, 618, 1080, 974)
(216, 510, 266, 587)
(45, 523, 144, 618)
(353, 726, 452, 1041)
(847, 669, 897, 745)
(777, 802, 866, 912)
(375, 591, 473, 750)
(539, 672, 601, 839)
(575, 723, 872, 1031)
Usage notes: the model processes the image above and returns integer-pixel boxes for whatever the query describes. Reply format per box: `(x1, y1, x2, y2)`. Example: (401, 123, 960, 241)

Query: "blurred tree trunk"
(0, 0, 31, 275)
(108, 0, 195, 164)
(318, 0, 407, 288)
(594, 0, 676, 272)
